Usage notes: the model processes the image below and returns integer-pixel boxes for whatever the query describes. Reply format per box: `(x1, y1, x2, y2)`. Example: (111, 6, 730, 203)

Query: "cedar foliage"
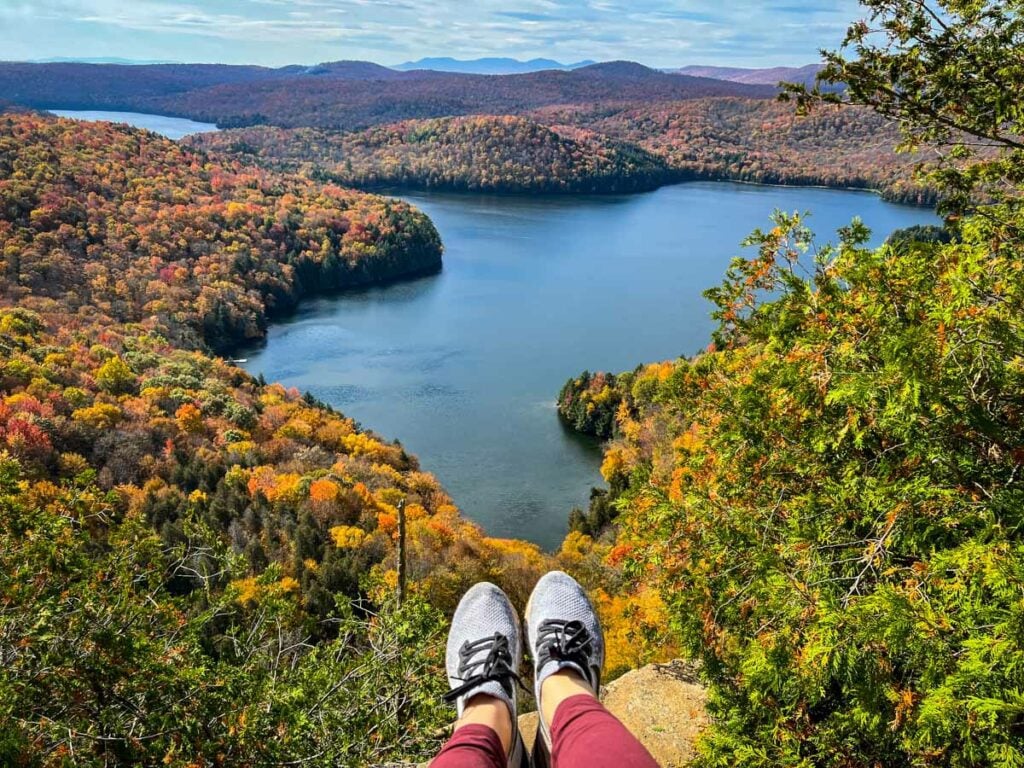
(790, 0, 1024, 215)
(570, 2, 1024, 764)
(612, 212, 1024, 766)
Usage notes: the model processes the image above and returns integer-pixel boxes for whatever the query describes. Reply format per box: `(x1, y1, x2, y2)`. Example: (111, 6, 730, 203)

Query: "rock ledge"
(518, 660, 708, 767)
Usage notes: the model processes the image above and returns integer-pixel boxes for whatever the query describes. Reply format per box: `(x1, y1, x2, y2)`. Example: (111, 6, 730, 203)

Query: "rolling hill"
(533, 98, 935, 204)
(151, 61, 775, 130)
(186, 115, 677, 193)
(671, 63, 823, 86)
(184, 99, 933, 204)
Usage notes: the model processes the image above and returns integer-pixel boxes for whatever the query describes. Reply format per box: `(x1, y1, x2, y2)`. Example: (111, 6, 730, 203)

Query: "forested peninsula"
(185, 116, 677, 194)
(2, 116, 442, 352)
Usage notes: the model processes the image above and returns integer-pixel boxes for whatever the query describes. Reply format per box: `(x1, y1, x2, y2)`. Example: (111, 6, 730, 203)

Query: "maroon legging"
(430, 694, 659, 768)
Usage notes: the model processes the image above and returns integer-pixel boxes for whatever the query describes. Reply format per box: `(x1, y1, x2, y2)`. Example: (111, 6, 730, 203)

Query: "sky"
(0, 0, 864, 69)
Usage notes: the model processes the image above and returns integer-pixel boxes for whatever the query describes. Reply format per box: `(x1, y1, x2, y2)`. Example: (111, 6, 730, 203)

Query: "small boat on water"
(231, 358, 248, 364)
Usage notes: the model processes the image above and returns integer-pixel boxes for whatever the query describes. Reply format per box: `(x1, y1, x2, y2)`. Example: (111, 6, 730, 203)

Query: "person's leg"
(525, 571, 657, 768)
(430, 582, 527, 768)
(543, 671, 658, 768)
(430, 694, 512, 768)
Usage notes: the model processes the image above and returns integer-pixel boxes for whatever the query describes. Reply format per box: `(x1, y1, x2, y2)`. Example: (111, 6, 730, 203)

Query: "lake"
(47, 109, 219, 140)
(240, 183, 938, 549)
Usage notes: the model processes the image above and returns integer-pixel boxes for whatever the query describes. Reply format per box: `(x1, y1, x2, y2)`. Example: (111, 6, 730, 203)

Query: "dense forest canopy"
(0, 116, 442, 352)
(534, 98, 937, 204)
(186, 116, 677, 194)
(0, 116, 596, 765)
(188, 101, 933, 202)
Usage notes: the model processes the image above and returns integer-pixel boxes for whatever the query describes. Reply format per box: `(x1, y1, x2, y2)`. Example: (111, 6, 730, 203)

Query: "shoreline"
(219, 260, 444, 358)
(339, 174, 935, 210)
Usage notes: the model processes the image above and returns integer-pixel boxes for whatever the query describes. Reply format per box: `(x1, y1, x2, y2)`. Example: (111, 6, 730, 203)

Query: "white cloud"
(1, 0, 866, 67)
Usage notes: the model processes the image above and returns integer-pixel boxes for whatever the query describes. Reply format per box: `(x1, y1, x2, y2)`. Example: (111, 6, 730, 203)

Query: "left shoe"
(443, 581, 527, 767)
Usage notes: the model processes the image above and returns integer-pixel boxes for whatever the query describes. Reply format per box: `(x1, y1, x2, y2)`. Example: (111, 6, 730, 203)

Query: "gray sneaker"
(443, 582, 526, 767)
(525, 571, 604, 765)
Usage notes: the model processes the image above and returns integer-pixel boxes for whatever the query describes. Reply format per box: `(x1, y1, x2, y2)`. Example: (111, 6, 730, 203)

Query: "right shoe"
(443, 581, 528, 768)
(525, 571, 605, 768)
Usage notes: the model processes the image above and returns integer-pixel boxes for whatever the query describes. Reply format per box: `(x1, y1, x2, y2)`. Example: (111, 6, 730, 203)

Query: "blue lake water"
(240, 182, 938, 549)
(47, 109, 219, 139)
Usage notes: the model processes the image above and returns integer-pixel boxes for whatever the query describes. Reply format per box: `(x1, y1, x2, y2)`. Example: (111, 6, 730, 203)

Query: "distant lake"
(240, 182, 938, 549)
(47, 110, 219, 140)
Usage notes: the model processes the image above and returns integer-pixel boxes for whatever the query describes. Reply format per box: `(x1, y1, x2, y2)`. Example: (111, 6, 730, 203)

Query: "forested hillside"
(0, 114, 675, 765)
(186, 116, 676, 194)
(0, 116, 550, 765)
(153, 62, 773, 131)
(0, 60, 402, 112)
(1, 115, 442, 352)
(0, 60, 773, 131)
(564, 210, 1024, 765)
(557, 0, 1024, 763)
(535, 98, 935, 204)
(188, 99, 930, 202)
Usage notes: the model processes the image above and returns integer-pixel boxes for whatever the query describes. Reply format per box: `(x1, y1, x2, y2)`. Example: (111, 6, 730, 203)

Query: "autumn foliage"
(0, 116, 557, 765)
(189, 100, 932, 202)
(532, 98, 936, 204)
(187, 115, 676, 194)
(0, 114, 442, 352)
(566, 211, 1024, 765)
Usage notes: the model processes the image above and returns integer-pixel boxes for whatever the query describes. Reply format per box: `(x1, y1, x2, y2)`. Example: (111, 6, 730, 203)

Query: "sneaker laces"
(443, 632, 524, 704)
(535, 619, 594, 678)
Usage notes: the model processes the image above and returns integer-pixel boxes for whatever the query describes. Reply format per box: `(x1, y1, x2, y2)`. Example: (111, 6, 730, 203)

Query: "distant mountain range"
(669, 64, 823, 87)
(393, 57, 596, 74)
(0, 59, 776, 131)
(10, 56, 825, 85)
(10, 57, 824, 82)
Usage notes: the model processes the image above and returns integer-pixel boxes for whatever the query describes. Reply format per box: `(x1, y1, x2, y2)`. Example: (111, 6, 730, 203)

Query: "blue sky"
(1, 0, 864, 68)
